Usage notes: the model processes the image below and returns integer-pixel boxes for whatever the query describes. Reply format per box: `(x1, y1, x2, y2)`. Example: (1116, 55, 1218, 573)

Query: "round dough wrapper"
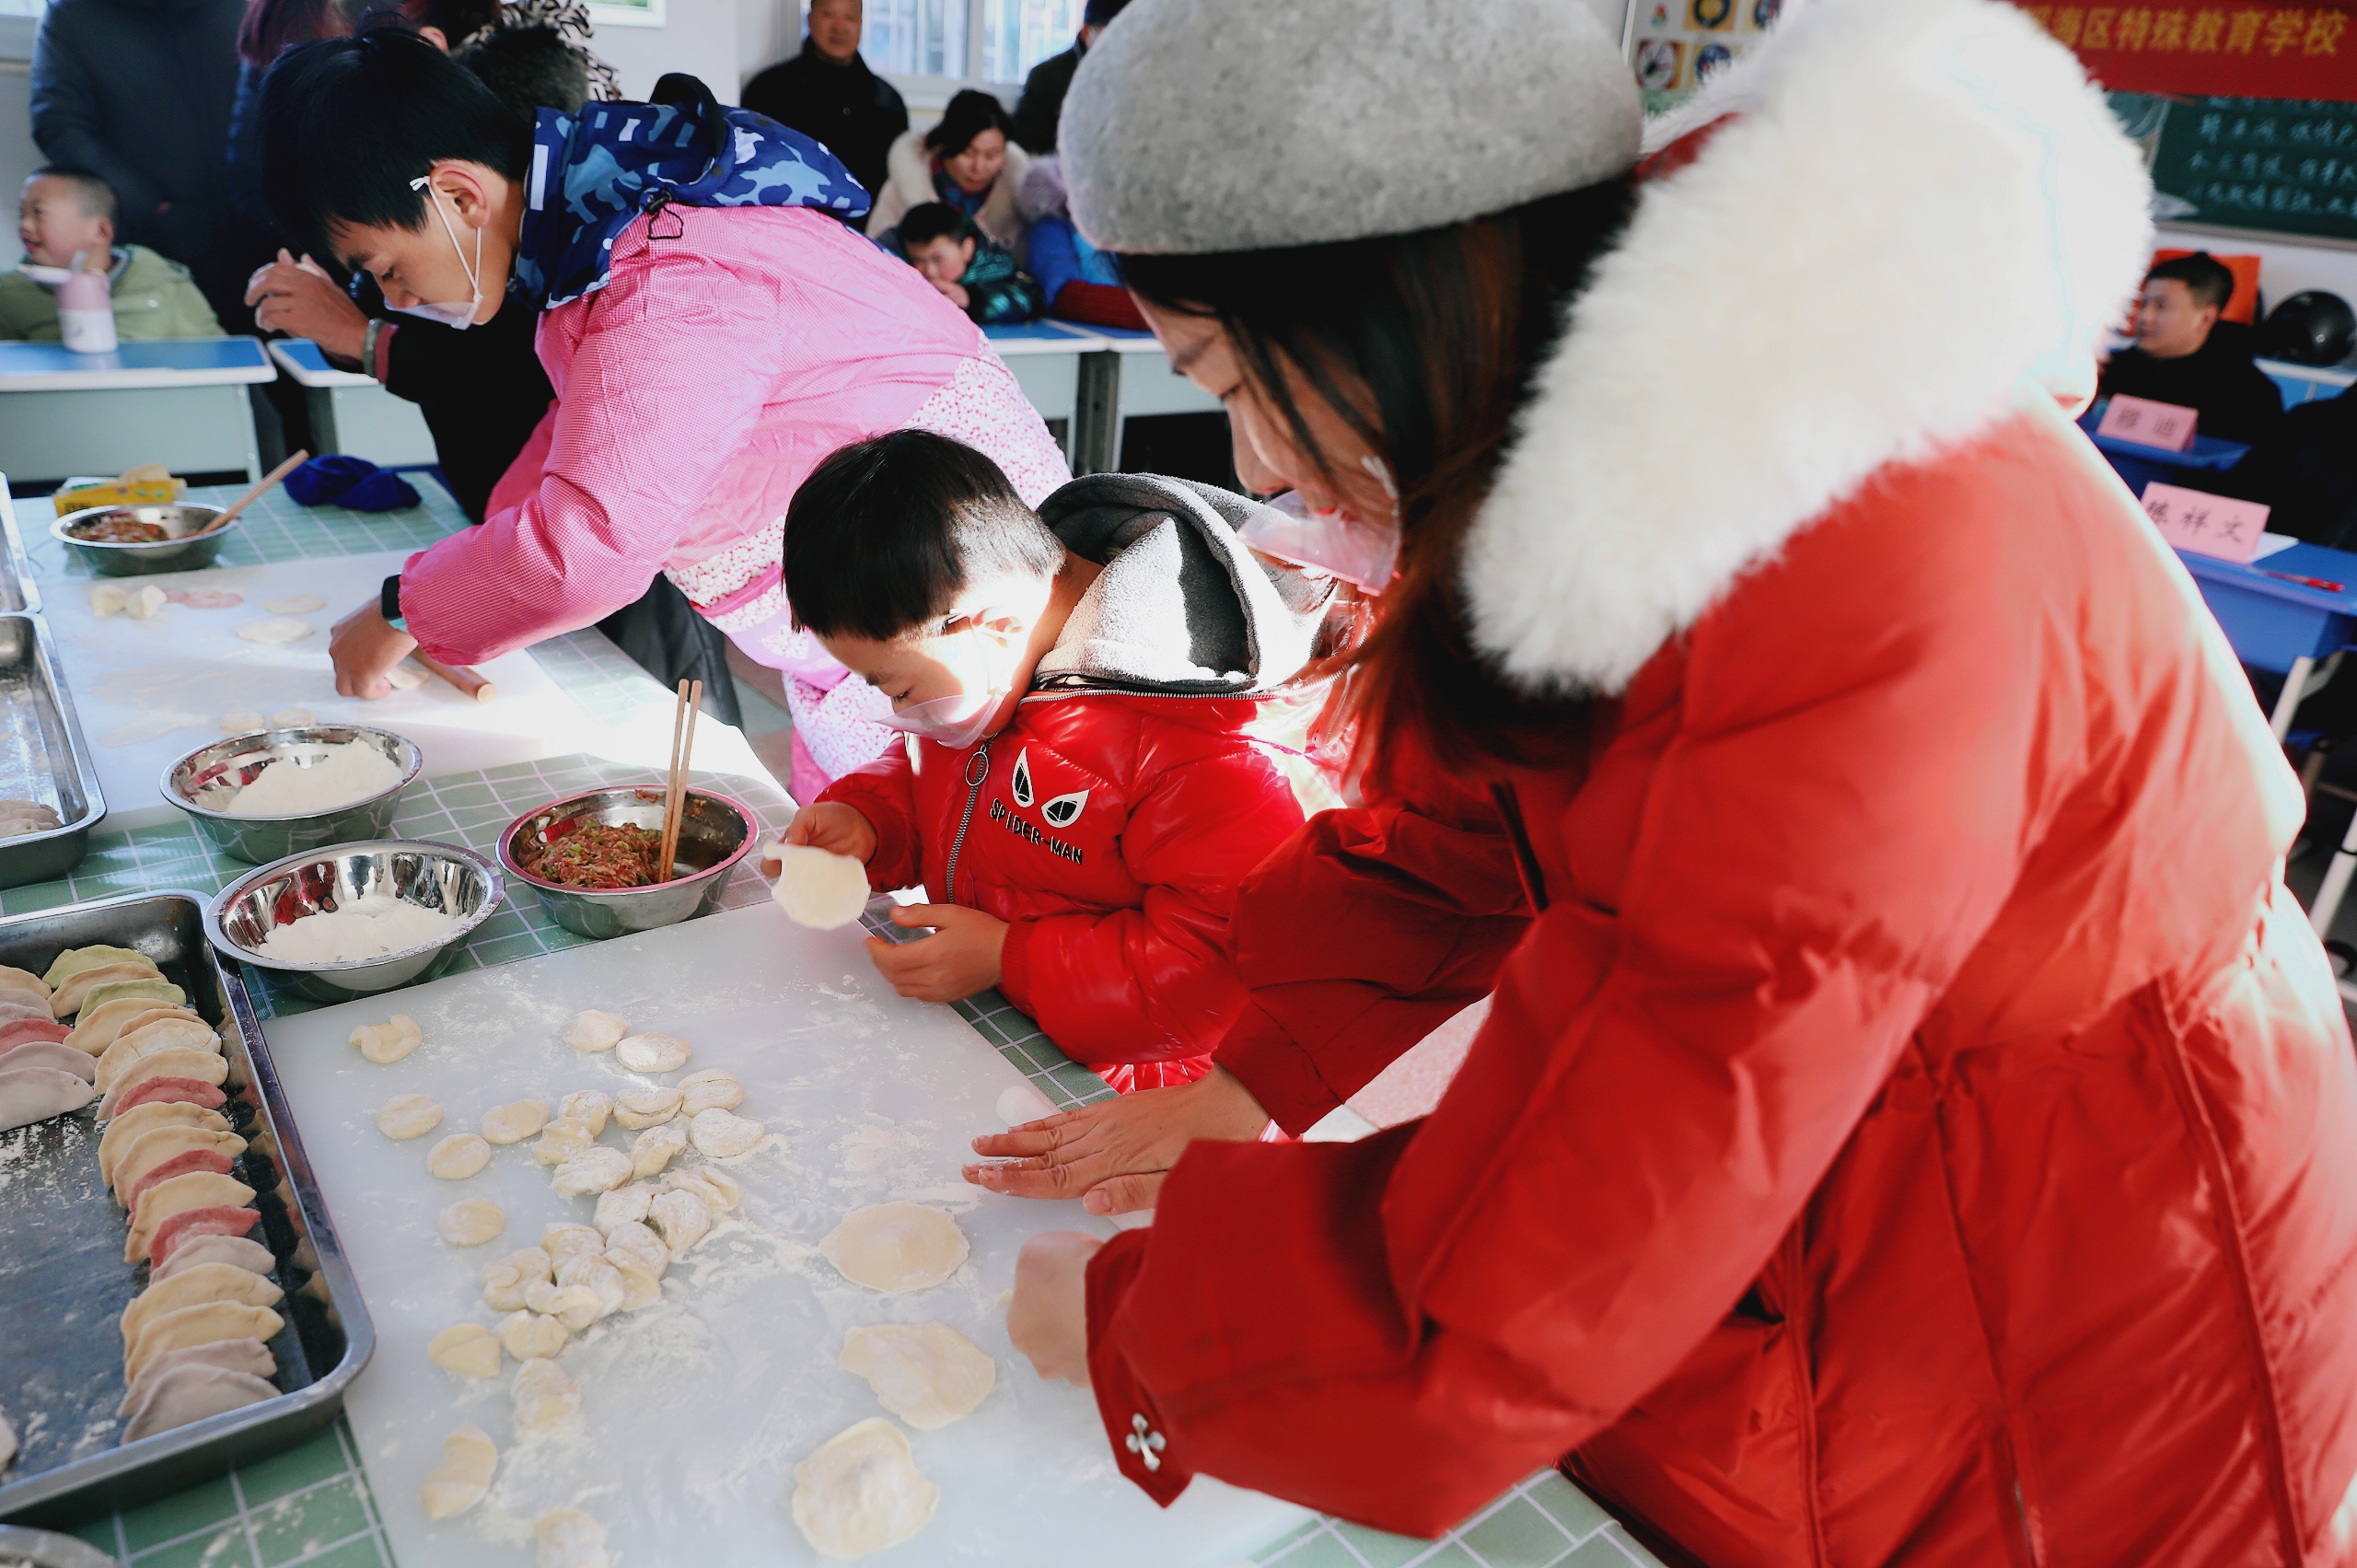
(610, 1086, 680, 1130)
(646, 1188, 713, 1256)
(375, 1094, 442, 1140)
(996, 1081, 1057, 1129)
(481, 1248, 554, 1311)
(679, 1068, 743, 1117)
(561, 1010, 625, 1053)
(426, 1133, 491, 1180)
(427, 1322, 502, 1378)
(220, 710, 265, 734)
(614, 1032, 691, 1074)
(841, 1321, 997, 1429)
(689, 1107, 763, 1159)
(540, 1223, 606, 1269)
(629, 1122, 687, 1178)
(269, 707, 314, 728)
(436, 1197, 504, 1247)
(496, 1309, 569, 1361)
(772, 844, 872, 930)
(234, 616, 314, 644)
(351, 1014, 423, 1064)
(479, 1098, 550, 1144)
(511, 1357, 580, 1431)
(791, 1417, 939, 1560)
(593, 1182, 656, 1235)
(665, 1166, 742, 1211)
(819, 1203, 970, 1293)
(421, 1423, 498, 1520)
(262, 593, 327, 615)
(557, 1089, 611, 1135)
(551, 1144, 633, 1198)
(534, 1505, 609, 1568)
(534, 1118, 596, 1166)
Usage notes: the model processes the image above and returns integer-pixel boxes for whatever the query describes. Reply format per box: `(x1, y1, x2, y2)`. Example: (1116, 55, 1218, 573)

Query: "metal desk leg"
(2271, 655, 2316, 741)
(2313, 818, 2357, 937)
(1071, 352, 1121, 477)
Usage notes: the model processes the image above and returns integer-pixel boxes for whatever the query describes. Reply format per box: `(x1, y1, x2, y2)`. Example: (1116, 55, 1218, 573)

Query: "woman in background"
(867, 88, 1030, 255)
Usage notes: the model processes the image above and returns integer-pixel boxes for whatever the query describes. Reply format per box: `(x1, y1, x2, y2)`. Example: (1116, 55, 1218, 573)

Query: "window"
(864, 0, 969, 80)
(820, 0, 1085, 87)
(981, 0, 1084, 84)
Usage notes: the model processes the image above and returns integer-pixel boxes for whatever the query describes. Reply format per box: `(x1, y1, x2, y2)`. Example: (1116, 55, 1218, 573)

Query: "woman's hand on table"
(244, 250, 369, 363)
(964, 1065, 1270, 1214)
(865, 904, 1006, 1001)
(1007, 1230, 1102, 1387)
(329, 601, 419, 699)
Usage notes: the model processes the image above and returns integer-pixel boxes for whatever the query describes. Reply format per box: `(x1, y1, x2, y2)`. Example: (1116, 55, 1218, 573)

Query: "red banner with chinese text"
(2010, 3, 2357, 99)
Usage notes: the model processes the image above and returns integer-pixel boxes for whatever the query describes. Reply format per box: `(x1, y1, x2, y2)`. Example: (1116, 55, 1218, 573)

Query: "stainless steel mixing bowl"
(498, 785, 755, 941)
(51, 503, 238, 575)
(163, 725, 423, 865)
(204, 839, 502, 1002)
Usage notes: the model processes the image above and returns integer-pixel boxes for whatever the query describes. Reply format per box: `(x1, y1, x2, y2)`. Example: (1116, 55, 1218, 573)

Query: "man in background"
(740, 0, 905, 207)
(1011, 0, 1127, 154)
(2097, 251, 2286, 446)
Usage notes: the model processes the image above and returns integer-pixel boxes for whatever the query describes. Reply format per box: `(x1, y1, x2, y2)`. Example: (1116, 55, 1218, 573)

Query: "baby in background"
(1, 168, 221, 343)
(776, 430, 1324, 1093)
(897, 202, 1042, 326)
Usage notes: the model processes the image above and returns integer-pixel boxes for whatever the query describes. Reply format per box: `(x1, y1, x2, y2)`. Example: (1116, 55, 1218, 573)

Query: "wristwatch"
(362, 317, 384, 380)
(379, 574, 405, 631)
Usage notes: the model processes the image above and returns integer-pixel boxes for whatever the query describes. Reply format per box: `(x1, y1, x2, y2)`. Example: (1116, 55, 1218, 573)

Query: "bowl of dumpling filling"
(52, 503, 237, 575)
(206, 839, 503, 1001)
(164, 724, 424, 864)
(498, 785, 756, 941)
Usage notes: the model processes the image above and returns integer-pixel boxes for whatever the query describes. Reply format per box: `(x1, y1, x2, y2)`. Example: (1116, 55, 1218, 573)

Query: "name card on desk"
(2097, 394, 2200, 451)
(2142, 482, 2270, 563)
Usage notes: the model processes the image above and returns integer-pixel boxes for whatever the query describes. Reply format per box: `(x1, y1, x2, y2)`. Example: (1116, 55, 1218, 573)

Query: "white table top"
(980, 321, 1110, 356)
(266, 337, 376, 389)
(0, 336, 275, 391)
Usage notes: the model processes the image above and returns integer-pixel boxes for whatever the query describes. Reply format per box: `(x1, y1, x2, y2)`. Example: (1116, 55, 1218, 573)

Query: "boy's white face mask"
(391, 177, 484, 331)
(876, 615, 1021, 750)
(1238, 489, 1401, 595)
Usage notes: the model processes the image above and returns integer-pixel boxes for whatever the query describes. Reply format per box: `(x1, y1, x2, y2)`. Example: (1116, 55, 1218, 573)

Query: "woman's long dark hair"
(1117, 178, 1634, 797)
(925, 88, 1016, 160)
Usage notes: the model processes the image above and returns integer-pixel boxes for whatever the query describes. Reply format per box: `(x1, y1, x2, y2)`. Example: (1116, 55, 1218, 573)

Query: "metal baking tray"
(0, 889, 375, 1527)
(0, 615, 104, 891)
(0, 482, 37, 613)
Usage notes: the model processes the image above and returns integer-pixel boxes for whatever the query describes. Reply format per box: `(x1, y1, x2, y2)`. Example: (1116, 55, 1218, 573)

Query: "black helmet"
(2257, 291, 2357, 367)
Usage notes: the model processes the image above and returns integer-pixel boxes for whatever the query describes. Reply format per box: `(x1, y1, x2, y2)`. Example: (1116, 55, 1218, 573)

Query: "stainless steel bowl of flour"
(164, 724, 423, 865)
(205, 840, 501, 1003)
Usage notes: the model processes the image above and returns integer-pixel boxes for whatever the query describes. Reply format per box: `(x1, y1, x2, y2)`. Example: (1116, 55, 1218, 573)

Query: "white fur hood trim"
(1464, 0, 2151, 695)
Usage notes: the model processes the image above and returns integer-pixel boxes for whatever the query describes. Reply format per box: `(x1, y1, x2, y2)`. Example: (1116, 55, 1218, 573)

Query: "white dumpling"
(592, 1182, 656, 1236)
(678, 1068, 743, 1116)
(664, 1166, 742, 1212)
(610, 1086, 680, 1130)
(481, 1247, 554, 1312)
(0, 1063, 98, 1132)
(614, 1032, 691, 1074)
(420, 1423, 498, 1520)
(533, 1118, 596, 1167)
(557, 1089, 612, 1135)
(629, 1122, 688, 1178)
(496, 1309, 569, 1362)
(689, 1107, 763, 1159)
(540, 1223, 606, 1269)
(561, 1011, 625, 1053)
(550, 1145, 633, 1198)
(646, 1189, 713, 1257)
(350, 1014, 423, 1064)
(511, 1358, 580, 1431)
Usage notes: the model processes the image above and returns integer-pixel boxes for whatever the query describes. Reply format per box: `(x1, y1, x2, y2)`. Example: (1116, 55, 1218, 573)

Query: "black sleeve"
(1011, 52, 1072, 154)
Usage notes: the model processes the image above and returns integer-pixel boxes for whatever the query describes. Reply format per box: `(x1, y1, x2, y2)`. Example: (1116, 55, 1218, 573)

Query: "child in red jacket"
(779, 430, 1322, 1091)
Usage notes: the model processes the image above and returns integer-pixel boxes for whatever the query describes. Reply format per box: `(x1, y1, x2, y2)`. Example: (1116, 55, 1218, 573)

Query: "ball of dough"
(420, 1423, 498, 1521)
(426, 1132, 491, 1180)
(601, 1220, 667, 1281)
(480, 1248, 552, 1312)
(841, 1321, 996, 1429)
(436, 1197, 504, 1248)
(375, 1094, 443, 1141)
(511, 1358, 582, 1432)
(270, 707, 314, 728)
(351, 1014, 423, 1064)
(551, 1144, 633, 1198)
(791, 1418, 938, 1560)
(557, 1089, 611, 1136)
(219, 710, 265, 734)
(819, 1203, 969, 1293)
(678, 1068, 743, 1117)
(426, 1322, 502, 1379)
(524, 1282, 603, 1332)
(689, 1107, 763, 1159)
(540, 1223, 606, 1270)
(561, 1011, 625, 1053)
(479, 1099, 550, 1145)
(665, 1166, 742, 1212)
(772, 843, 872, 930)
(127, 585, 168, 621)
(234, 616, 313, 645)
(534, 1506, 609, 1568)
(592, 1182, 655, 1236)
(555, 1253, 625, 1319)
(533, 1118, 595, 1167)
(629, 1122, 688, 1178)
(610, 1086, 680, 1130)
(89, 583, 129, 617)
(496, 1309, 569, 1362)
(614, 1032, 691, 1074)
(646, 1188, 714, 1256)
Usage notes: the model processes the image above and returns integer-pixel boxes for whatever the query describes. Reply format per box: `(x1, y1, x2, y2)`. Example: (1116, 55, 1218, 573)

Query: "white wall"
(0, 65, 37, 208)
(587, 0, 743, 101)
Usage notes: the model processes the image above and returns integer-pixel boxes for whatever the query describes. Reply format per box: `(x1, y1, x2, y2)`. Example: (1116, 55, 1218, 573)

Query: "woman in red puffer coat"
(966, 0, 2357, 1563)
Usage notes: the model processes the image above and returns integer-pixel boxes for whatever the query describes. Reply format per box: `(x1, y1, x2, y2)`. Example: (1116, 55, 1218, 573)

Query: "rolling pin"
(415, 652, 499, 703)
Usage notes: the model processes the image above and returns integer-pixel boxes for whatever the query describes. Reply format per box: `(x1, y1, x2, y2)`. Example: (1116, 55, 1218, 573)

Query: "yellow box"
(52, 478, 185, 517)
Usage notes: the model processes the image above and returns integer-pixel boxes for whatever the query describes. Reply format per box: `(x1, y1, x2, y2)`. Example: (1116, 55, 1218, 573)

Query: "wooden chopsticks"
(657, 678, 702, 884)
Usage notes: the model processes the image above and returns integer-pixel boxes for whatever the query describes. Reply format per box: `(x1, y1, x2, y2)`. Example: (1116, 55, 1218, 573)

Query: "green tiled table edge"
(24, 474, 473, 584)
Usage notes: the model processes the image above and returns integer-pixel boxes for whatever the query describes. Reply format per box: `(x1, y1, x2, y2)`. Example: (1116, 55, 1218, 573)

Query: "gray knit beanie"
(1062, 0, 1643, 255)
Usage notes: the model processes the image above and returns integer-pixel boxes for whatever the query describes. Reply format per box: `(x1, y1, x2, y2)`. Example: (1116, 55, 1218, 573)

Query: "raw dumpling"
(496, 1309, 570, 1362)
(554, 1254, 625, 1320)
(126, 1172, 254, 1261)
(98, 1101, 226, 1184)
(350, 1014, 423, 1064)
(120, 1364, 279, 1443)
(107, 1074, 229, 1123)
(610, 1086, 680, 1130)
(556, 1090, 612, 1136)
(645, 1189, 713, 1257)
(592, 1182, 655, 1236)
(678, 1068, 743, 1116)
(42, 946, 149, 988)
(819, 1203, 969, 1293)
(0, 1040, 98, 1081)
(0, 1064, 98, 1132)
(540, 1223, 606, 1270)
(561, 1011, 625, 1053)
(790, 1418, 938, 1560)
(66, 996, 194, 1055)
(689, 1107, 763, 1159)
(533, 1117, 596, 1167)
(117, 1340, 276, 1418)
(840, 1322, 996, 1429)
(550, 1144, 633, 1198)
(50, 959, 165, 1017)
(77, 978, 185, 1020)
(601, 1220, 667, 1281)
(481, 1248, 554, 1312)
(436, 1197, 505, 1247)
(152, 1234, 273, 1283)
(427, 1322, 503, 1378)
(420, 1423, 498, 1520)
(375, 1093, 443, 1140)
(126, 585, 168, 620)
(113, 1126, 244, 1211)
(614, 1032, 691, 1074)
(426, 1132, 491, 1180)
(94, 1016, 219, 1089)
(534, 1506, 609, 1568)
(479, 1099, 550, 1144)
(262, 593, 327, 615)
(629, 1123, 687, 1178)
(525, 1282, 603, 1332)
(124, 1301, 284, 1384)
(234, 616, 313, 644)
(665, 1166, 742, 1212)
(772, 844, 872, 931)
(510, 1358, 580, 1431)
(150, 1204, 261, 1270)
(96, 1049, 228, 1119)
(120, 1263, 283, 1349)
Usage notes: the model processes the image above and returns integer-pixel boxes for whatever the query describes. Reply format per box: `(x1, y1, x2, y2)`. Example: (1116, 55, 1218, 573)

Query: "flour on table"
(99, 712, 188, 748)
(234, 617, 313, 644)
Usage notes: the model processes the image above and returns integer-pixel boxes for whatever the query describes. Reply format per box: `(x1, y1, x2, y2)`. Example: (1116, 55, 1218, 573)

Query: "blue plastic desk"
(0, 336, 273, 483)
(2078, 402, 2249, 497)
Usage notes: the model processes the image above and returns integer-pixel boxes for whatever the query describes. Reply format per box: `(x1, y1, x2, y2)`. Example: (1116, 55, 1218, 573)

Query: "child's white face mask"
(1238, 489, 1401, 595)
(876, 616, 1019, 750)
(391, 177, 484, 331)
